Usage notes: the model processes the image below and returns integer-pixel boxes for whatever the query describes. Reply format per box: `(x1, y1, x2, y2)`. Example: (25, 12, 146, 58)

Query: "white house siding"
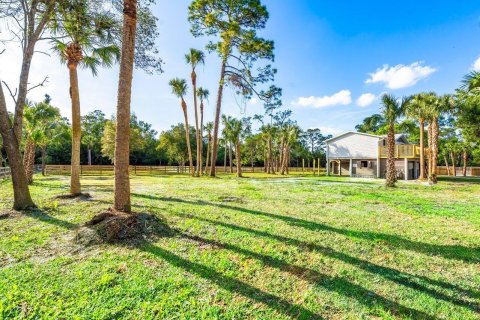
(327, 133, 380, 159)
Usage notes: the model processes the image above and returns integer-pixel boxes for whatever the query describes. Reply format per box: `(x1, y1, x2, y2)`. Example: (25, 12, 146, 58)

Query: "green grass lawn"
(0, 174, 479, 319)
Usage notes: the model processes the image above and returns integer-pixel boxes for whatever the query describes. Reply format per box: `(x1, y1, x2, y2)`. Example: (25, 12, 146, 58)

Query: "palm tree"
(114, 0, 138, 213)
(228, 118, 250, 178)
(22, 98, 61, 184)
(204, 121, 214, 175)
(170, 78, 194, 176)
(428, 94, 454, 184)
(405, 93, 431, 180)
(197, 87, 209, 174)
(185, 49, 205, 177)
(50, 1, 120, 196)
(381, 94, 408, 187)
(280, 124, 300, 175)
(462, 71, 480, 92)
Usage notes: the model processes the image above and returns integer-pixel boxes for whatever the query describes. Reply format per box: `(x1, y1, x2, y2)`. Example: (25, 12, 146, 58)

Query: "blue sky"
(1, 0, 480, 136)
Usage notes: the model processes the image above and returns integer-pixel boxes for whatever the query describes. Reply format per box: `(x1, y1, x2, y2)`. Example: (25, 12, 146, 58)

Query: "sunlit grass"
(0, 174, 479, 319)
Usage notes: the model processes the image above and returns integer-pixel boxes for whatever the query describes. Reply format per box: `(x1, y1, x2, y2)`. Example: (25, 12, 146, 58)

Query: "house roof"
(325, 131, 382, 143)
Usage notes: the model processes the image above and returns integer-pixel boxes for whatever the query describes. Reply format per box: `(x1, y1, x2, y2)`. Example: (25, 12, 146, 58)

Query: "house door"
(408, 161, 415, 180)
(352, 162, 357, 175)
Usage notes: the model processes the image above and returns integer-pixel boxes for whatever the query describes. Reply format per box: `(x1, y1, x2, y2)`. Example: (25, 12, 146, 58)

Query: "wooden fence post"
(302, 159, 304, 173)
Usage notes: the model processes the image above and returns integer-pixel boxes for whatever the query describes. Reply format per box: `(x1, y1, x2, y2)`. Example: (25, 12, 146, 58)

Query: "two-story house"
(325, 132, 424, 180)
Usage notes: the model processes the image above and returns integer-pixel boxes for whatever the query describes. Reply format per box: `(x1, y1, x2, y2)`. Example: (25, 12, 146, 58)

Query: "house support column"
(404, 158, 408, 181)
(349, 159, 353, 177)
(326, 145, 330, 176)
(376, 156, 381, 178)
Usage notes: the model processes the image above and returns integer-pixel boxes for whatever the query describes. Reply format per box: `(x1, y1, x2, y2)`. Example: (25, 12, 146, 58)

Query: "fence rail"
(0, 167, 11, 179)
(44, 165, 326, 176)
(437, 166, 480, 177)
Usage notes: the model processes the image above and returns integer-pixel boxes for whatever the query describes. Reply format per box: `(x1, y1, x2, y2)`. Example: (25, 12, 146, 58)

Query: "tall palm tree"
(170, 78, 194, 176)
(427, 94, 454, 184)
(50, 0, 120, 196)
(204, 121, 214, 175)
(185, 49, 205, 177)
(405, 93, 431, 180)
(197, 87, 209, 174)
(381, 94, 408, 187)
(114, 0, 138, 213)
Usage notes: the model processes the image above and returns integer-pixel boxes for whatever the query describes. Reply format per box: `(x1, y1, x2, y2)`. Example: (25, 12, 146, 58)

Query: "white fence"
(0, 167, 11, 180)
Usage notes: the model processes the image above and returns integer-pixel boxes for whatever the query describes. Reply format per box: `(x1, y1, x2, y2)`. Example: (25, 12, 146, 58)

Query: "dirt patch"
(55, 193, 92, 201)
(75, 209, 173, 245)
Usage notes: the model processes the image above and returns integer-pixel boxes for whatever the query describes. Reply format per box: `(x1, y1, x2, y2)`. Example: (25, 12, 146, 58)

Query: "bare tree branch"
(27, 76, 48, 92)
(1, 81, 18, 105)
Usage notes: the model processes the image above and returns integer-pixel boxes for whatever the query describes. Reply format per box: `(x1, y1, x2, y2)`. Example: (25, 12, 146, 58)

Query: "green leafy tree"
(355, 114, 385, 134)
(81, 110, 107, 165)
(189, 0, 276, 176)
(101, 119, 145, 163)
(158, 123, 196, 169)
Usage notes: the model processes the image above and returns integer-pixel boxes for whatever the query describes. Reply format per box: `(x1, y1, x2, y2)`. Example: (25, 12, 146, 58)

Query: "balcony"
(379, 144, 427, 159)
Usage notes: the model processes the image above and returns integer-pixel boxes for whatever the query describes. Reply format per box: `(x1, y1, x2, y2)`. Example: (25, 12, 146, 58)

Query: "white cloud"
(365, 62, 437, 89)
(249, 97, 259, 105)
(472, 57, 480, 72)
(293, 90, 352, 108)
(356, 93, 376, 107)
(318, 126, 343, 136)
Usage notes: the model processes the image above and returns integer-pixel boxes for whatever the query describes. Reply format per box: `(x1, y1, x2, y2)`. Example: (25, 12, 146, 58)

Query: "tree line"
(0, 0, 334, 213)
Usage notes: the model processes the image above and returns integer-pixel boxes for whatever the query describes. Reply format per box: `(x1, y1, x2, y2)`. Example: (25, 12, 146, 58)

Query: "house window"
(360, 161, 369, 168)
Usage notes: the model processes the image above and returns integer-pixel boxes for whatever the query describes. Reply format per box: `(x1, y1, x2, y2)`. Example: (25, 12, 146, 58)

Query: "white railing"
(0, 167, 11, 180)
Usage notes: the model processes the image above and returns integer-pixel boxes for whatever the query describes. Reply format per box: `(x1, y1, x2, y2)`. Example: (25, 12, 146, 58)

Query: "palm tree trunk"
(431, 118, 439, 184)
(181, 99, 194, 177)
(68, 62, 82, 195)
(450, 152, 457, 177)
(229, 142, 233, 173)
(462, 150, 468, 177)
(444, 155, 450, 176)
(427, 122, 433, 181)
(23, 139, 35, 184)
(235, 140, 242, 177)
(191, 71, 200, 177)
(0, 83, 35, 209)
(209, 58, 227, 177)
(199, 102, 204, 175)
(205, 132, 211, 175)
(88, 148, 92, 166)
(41, 146, 47, 176)
(114, 0, 137, 213)
(386, 123, 396, 187)
(223, 139, 227, 173)
(419, 118, 425, 180)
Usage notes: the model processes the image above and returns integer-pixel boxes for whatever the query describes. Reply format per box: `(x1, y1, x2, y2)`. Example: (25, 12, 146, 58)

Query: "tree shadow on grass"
(134, 194, 479, 264)
(142, 242, 324, 320)
(24, 209, 78, 230)
(178, 214, 480, 313)
(173, 231, 437, 319)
